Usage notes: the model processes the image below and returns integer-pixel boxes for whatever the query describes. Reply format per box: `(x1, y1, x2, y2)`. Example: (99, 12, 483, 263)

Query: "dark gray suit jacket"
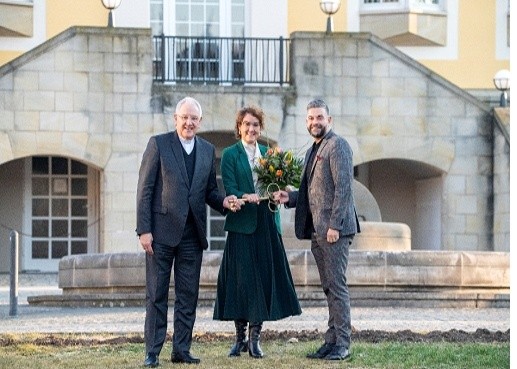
(287, 130, 360, 239)
(136, 131, 225, 249)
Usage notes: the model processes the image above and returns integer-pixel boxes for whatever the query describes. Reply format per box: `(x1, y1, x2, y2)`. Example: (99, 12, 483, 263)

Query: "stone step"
(28, 287, 510, 309)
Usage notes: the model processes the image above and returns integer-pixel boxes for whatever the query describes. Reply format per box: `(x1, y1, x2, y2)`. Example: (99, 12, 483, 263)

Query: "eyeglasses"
(242, 120, 261, 128)
(177, 115, 200, 124)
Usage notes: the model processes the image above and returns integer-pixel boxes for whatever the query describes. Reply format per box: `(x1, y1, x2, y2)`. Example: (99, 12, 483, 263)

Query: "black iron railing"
(152, 35, 290, 86)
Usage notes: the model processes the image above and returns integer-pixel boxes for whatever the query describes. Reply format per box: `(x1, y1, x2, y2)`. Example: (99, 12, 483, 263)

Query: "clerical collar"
(179, 136, 195, 155)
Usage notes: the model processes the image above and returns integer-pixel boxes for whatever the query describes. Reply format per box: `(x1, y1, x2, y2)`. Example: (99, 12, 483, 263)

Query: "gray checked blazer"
(287, 130, 360, 240)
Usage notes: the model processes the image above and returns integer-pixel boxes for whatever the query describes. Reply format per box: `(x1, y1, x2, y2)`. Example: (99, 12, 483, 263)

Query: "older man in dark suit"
(136, 96, 239, 367)
(275, 98, 360, 361)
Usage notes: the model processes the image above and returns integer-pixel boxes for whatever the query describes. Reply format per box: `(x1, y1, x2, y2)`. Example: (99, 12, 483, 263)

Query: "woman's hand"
(243, 193, 261, 204)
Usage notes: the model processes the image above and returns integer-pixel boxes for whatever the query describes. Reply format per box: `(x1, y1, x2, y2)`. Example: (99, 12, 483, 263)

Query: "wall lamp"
(319, 0, 341, 34)
(101, 0, 123, 28)
(493, 69, 510, 107)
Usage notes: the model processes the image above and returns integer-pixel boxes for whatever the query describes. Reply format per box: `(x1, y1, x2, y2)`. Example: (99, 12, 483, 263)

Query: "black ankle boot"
(228, 320, 248, 357)
(248, 322, 263, 358)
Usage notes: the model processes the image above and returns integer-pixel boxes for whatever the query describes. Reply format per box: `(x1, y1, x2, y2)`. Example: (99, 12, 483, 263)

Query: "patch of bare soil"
(0, 328, 509, 347)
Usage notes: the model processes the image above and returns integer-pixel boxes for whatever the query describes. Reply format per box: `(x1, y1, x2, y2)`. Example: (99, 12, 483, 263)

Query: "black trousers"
(144, 230, 203, 355)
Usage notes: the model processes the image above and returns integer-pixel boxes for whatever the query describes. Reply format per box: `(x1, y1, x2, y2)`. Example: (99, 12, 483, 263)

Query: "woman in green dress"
(213, 106, 301, 358)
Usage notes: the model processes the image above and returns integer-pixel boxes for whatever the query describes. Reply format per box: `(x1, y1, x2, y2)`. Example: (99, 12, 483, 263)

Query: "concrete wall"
(50, 250, 509, 308)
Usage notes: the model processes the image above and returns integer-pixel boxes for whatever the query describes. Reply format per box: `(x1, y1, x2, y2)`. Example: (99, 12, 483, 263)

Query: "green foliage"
(253, 147, 303, 196)
(0, 334, 509, 369)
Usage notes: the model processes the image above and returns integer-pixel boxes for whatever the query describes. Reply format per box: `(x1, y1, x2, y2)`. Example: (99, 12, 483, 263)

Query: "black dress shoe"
(306, 342, 335, 359)
(324, 345, 351, 360)
(171, 351, 201, 364)
(144, 353, 159, 367)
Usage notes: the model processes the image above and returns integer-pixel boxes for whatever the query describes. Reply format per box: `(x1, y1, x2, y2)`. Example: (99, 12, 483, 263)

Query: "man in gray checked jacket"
(275, 98, 360, 361)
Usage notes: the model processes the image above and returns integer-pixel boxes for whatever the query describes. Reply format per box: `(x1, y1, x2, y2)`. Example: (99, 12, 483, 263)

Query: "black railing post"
(279, 36, 284, 86)
(160, 33, 166, 83)
(9, 230, 19, 317)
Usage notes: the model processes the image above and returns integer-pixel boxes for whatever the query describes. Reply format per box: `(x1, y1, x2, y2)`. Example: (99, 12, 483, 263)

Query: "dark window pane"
(211, 219, 225, 237)
(52, 157, 68, 175)
(32, 199, 49, 216)
(72, 220, 88, 237)
(32, 157, 48, 175)
(71, 178, 87, 196)
(52, 199, 68, 217)
(51, 241, 68, 259)
(32, 178, 49, 196)
(52, 178, 68, 195)
(210, 240, 226, 251)
(72, 199, 88, 216)
(71, 160, 87, 175)
(71, 241, 87, 255)
(32, 220, 48, 237)
(52, 220, 68, 237)
(32, 241, 49, 259)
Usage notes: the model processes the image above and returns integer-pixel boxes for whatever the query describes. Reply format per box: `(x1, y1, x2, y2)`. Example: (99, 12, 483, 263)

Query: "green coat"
(221, 141, 281, 235)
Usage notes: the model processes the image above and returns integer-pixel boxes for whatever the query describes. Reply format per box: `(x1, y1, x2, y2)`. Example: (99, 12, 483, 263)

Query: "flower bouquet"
(254, 146, 303, 197)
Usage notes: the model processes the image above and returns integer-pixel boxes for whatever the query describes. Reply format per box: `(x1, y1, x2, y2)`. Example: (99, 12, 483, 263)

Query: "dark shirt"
(304, 141, 322, 233)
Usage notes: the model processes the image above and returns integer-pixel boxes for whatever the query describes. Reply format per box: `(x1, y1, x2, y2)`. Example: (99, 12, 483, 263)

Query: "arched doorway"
(0, 156, 100, 272)
(355, 159, 444, 250)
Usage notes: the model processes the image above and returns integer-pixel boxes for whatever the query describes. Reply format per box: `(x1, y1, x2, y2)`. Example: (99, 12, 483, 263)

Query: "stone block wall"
(55, 251, 509, 308)
(492, 108, 510, 252)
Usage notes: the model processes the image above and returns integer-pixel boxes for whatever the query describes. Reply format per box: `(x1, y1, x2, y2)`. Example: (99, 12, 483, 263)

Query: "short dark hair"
(307, 99, 330, 115)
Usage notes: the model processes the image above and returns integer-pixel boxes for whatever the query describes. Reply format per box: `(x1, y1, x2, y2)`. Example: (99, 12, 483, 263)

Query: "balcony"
(360, 0, 447, 46)
(152, 35, 291, 86)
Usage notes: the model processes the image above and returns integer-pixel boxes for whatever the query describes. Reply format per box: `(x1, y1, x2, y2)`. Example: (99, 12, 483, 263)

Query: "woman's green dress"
(213, 201, 301, 322)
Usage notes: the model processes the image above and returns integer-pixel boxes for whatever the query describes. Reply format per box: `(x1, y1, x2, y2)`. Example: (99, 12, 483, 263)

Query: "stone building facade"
(0, 27, 509, 273)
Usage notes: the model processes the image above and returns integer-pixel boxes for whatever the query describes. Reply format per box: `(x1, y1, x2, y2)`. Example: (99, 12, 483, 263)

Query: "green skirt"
(213, 202, 302, 322)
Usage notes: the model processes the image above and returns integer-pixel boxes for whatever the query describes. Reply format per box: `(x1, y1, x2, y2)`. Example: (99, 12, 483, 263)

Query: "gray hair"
(176, 96, 203, 117)
(306, 98, 330, 115)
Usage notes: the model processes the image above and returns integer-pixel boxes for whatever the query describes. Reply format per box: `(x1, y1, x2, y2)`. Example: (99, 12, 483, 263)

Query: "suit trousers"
(144, 235, 203, 355)
(311, 233, 353, 348)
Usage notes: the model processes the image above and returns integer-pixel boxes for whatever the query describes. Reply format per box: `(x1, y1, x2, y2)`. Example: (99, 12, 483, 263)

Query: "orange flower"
(276, 169, 283, 177)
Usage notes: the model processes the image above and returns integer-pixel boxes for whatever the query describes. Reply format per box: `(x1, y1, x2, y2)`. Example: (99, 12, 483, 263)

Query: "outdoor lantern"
(319, 0, 341, 33)
(493, 69, 511, 107)
(101, 0, 123, 27)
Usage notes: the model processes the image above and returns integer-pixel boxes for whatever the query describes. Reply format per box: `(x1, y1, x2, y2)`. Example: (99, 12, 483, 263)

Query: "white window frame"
(361, 0, 444, 14)
(22, 157, 99, 272)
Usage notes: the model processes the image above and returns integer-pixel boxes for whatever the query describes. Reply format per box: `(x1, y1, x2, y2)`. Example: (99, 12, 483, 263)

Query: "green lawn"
(0, 334, 509, 369)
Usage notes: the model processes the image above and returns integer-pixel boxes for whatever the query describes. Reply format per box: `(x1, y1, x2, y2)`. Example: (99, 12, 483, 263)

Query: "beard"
(308, 124, 327, 139)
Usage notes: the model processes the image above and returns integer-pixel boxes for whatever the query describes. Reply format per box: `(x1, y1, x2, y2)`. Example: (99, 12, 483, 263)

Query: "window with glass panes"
(150, 0, 245, 82)
(31, 156, 89, 259)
